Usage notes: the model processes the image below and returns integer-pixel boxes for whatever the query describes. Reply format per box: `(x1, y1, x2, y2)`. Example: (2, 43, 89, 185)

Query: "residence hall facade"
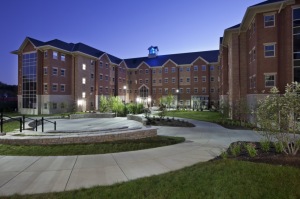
(219, 0, 300, 119)
(12, 37, 219, 115)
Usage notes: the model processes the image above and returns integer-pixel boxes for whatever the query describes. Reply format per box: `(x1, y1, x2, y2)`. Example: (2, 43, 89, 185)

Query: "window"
(90, 60, 94, 65)
(43, 67, 48, 75)
(187, 77, 190, 83)
(164, 88, 168, 94)
(202, 65, 206, 71)
(82, 78, 86, 84)
(53, 51, 58, 59)
(61, 69, 65, 76)
(164, 78, 168, 83)
(44, 103, 47, 109)
(210, 77, 214, 82)
(194, 77, 198, 82)
(105, 63, 108, 69)
(153, 88, 156, 94)
(105, 87, 108, 93)
(100, 74, 103, 80)
(100, 62, 103, 68)
(82, 92, 86, 98)
(91, 86, 94, 92)
(43, 84, 48, 92)
(180, 88, 183, 93)
(165, 68, 168, 73)
(202, 76, 206, 82)
(152, 69, 156, 74)
(172, 67, 176, 73)
(99, 87, 103, 93)
(159, 79, 162, 83)
(145, 79, 149, 84)
(60, 84, 65, 92)
(194, 88, 198, 94)
(264, 14, 275, 27)
(105, 75, 108, 81)
(52, 68, 58, 76)
(210, 88, 215, 93)
(172, 78, 175, 83)
(180, 78, 183, 83)
(53, 103, 57, 109)
(202, 87, 206, 93)
(153, 79, 156, 84)
(139, 79, 143, 84)
(194, 65, 198, 71)
(172, 88, 176, 94)
(210, 66, 214, 71)
(180, 67, 183, 72)
(265, 74, 275, 87)
(52, 84, 58, 92)
(145, 69, 149, 74)
(159, 88, 162, 94)
(264, 44, 275, 57)
(186, 88, 190, 94)
(135, 89, 138, 94)
(60, 103, 65, 109)
(61, 54, 65, 61)
(82, 64, 86, 70)
(91, 73, 94, 79)
(159, 69, 162, 74)
(186, 67, 190, 72)
(44, 51, 48, 58)
(139, 69, 143, 74)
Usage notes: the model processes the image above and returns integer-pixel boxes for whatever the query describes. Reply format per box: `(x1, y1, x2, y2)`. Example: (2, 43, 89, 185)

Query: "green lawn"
(1, 121, 21, 133)
(0, 136, 184, 156)
(4, 160, 300, 199)
(164, 110, 222, 122)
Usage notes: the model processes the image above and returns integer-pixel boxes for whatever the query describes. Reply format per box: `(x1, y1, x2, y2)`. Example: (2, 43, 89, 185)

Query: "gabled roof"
(124, 50, 219, 69)
(107, 54, 123, 65)
(27, 37, 44, 47)
(226, 23, 241, 30)
(250, 0, 284, 7)
(72, 43, 105, 58)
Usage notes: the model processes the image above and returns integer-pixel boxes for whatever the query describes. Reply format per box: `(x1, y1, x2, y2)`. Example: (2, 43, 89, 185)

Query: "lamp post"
(147, 97, 151, 108)
(123, 85, 127, 103)
(176, 89, 179, 110)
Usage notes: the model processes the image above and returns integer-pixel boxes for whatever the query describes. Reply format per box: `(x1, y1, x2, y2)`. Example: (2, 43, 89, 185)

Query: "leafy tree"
(166, 94, 174, 109)
(99, 95, 110, 112)
(109, 96, 124, 117)
(256, 82, 300, 155)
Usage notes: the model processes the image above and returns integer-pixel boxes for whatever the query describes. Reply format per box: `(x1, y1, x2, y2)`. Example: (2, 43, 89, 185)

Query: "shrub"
(220, 150, 228, 159)
(230, 143, 241, 157)
(260, 139, 271, 153)
(245, 143, 257, 157)
(274, 142, 284, 153)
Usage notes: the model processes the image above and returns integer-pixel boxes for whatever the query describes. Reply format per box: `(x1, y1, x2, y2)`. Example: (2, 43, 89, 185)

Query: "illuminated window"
(82, 92, 86, 98)
(82, 78, 86, 84)
(61, 54, 65, 61)
(82, 64, 86, 70)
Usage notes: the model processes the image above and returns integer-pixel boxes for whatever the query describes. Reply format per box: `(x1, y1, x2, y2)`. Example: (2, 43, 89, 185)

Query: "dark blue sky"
(0, 0, 262, 85)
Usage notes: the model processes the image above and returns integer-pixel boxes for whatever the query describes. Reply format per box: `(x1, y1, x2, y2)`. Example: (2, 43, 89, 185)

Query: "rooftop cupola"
(148, 46, 159, 58)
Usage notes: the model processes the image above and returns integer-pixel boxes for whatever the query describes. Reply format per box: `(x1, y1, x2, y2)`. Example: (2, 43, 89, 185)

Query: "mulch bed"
(213, 142, 300, 168)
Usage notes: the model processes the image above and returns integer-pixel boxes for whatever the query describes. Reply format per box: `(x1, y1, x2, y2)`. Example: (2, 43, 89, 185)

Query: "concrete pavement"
(0, 118, 262, 196)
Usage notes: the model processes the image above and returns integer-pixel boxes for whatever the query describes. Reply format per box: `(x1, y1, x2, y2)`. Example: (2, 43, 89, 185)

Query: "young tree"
(165, 94, 174, 110)
(99, 95, 110, 113)
(109, 96, 124, 117)
(256, 83, 300, 155)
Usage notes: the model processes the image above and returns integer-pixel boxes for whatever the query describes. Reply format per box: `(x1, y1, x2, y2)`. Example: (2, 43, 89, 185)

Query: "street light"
(176, 89, 179, 109)
(147, 97, 151, 108)
(123, 85, 127, 103)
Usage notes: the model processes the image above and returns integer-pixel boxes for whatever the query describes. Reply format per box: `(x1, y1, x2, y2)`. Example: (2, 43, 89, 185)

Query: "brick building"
(12, 38, 219, 115)
(219, 0, 300, 119)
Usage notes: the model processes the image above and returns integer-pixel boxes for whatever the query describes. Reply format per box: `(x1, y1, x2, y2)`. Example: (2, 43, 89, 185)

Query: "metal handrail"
(0, 112, 22, 133)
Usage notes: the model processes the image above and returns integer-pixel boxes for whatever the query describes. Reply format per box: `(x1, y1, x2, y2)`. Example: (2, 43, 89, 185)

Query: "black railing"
(22, 115, 38, 131)
(40, 117, 56, 132)
(0, 111, 22, 133)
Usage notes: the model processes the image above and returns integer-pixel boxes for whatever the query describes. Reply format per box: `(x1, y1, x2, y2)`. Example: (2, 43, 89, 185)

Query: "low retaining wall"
(70, 113, 115, 119)
(0, 128, 157, 145)
(127, 114, 147, 125)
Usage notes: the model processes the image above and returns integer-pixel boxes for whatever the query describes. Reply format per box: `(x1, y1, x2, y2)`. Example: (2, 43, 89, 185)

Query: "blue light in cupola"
(148, 46, 159, 58)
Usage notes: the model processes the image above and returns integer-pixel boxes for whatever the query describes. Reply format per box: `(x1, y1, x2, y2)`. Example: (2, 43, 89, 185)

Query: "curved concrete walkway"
(0, 118, 262, 196)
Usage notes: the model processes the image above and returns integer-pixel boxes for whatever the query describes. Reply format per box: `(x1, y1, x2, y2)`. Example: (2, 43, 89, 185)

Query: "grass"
(164, 110, 222, 123)
(0, 136, 185, 156)
(1, 121, 21, 133)
(3, 160, 300, 199)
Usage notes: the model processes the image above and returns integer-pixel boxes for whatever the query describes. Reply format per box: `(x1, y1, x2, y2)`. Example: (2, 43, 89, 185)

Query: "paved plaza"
(0, 117, 262, 196)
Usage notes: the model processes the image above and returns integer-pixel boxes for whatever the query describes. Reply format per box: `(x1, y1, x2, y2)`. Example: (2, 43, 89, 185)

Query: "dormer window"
(148, 46, 159, 58)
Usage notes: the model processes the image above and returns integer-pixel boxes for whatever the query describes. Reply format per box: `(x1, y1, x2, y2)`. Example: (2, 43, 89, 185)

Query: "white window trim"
(61, 69, 66, 77)
(52, 67, 58, 76)
(60, 84, 66, 92)
(264, 73, 277, 87)
(264, 43, 276, 58)
(52, 83, 58, 92)
(264, 13, 276, 28)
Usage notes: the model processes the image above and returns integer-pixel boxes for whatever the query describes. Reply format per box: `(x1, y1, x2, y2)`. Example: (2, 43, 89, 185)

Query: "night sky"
(0, 0, 262, 85)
